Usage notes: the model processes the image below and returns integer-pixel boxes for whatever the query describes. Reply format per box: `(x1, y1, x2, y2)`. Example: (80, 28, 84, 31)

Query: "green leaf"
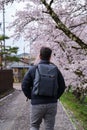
(0, 35, 9, 41)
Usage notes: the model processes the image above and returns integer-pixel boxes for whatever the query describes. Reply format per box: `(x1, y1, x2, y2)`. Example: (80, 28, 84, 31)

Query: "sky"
(0, 1, 30, 54)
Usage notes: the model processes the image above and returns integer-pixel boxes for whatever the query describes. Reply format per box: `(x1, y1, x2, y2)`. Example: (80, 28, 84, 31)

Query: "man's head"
(40, 47, 52, 61)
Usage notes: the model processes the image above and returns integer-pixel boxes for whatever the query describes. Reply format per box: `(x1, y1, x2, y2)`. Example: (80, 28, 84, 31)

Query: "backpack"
(32, 63, 58, 97)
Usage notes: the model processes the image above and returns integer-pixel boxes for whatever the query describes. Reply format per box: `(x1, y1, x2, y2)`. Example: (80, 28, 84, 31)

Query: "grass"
(60, 92, 87, 130)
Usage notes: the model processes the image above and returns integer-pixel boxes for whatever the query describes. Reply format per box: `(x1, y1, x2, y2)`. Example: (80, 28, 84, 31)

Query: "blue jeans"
(30, 103, 57, 130)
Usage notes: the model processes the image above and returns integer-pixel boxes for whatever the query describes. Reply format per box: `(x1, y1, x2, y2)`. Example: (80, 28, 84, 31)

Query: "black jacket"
(22, 60, 66, 105)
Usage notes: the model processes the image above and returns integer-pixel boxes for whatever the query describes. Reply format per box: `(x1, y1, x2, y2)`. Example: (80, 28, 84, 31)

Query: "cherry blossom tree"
(0, 0, 87, 92)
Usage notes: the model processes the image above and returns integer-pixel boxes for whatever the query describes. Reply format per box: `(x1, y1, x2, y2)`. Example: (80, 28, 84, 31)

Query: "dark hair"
(40, 47, 52, 60)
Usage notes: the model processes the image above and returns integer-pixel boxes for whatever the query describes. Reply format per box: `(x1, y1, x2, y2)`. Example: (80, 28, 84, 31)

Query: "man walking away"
(22, 46, 66, 130)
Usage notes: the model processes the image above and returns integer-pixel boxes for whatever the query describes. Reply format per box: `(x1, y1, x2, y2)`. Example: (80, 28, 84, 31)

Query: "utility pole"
(0, 21, 3, 70)
(0, 41, 3, 70)
(2, 1, 6, 68)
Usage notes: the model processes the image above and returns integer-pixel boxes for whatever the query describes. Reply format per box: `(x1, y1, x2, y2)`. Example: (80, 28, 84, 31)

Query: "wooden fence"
(0, 69, 13, 94)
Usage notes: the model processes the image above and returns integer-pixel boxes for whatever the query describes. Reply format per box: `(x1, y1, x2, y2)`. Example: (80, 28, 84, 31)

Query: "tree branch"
(49, 0, 53, 6)
(41, 0, 87, 49)
(69, 22, 87, 29)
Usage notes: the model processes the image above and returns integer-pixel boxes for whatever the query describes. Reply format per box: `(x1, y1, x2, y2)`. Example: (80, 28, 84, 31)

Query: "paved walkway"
(0, 83, 76, 130)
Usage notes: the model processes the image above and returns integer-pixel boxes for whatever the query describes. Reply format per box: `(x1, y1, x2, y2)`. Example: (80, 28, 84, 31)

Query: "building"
(9, 53, 34, 82)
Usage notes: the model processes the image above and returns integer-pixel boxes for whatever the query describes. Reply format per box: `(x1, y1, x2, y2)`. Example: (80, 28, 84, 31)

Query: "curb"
(0, 89, 16, 102)
(59, 101, 77, 130)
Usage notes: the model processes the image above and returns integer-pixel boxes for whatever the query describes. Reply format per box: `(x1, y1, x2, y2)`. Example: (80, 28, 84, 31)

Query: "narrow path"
(0, 84, 76, 130)
(0, 90, 30, 130)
